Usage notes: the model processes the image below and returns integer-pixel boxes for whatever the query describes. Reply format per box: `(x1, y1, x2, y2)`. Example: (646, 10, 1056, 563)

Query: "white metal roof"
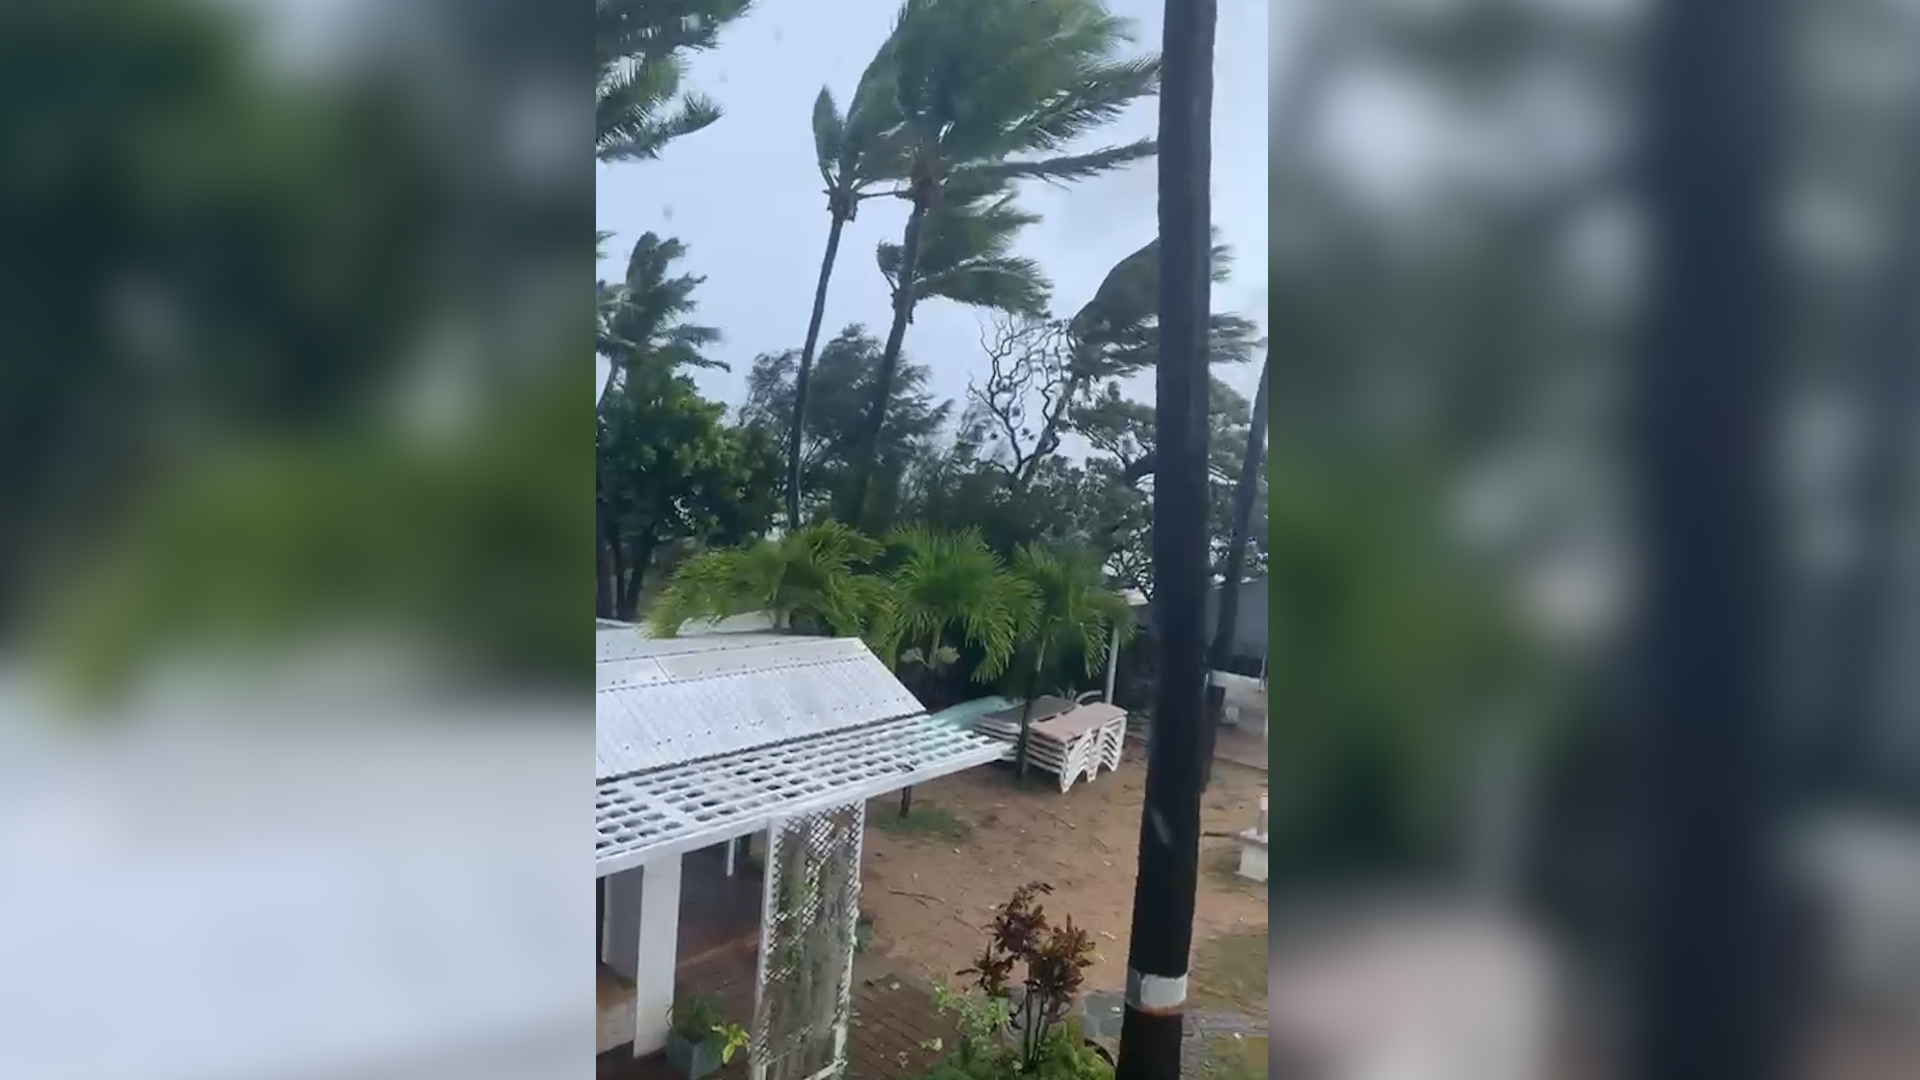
(595, 633, 926, 779)
(595, 711, 1004, 877)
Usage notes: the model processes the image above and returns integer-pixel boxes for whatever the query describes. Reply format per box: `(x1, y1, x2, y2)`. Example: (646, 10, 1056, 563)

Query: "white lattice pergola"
(595, 627, 1002, 1073)
(597, 712, 1003, 877)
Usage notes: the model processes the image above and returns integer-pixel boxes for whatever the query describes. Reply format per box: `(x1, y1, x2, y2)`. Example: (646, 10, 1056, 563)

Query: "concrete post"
(601, 869, 644, 980)
(634, 856, 684, 1056)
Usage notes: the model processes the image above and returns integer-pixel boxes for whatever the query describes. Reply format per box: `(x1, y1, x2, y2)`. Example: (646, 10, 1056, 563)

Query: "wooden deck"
(597, 947, 962, 1080)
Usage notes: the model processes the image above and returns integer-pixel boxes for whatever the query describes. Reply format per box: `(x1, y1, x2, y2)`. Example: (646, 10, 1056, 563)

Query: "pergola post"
(1104, 621, 1122, 704)
(632, 855, 684, 1057)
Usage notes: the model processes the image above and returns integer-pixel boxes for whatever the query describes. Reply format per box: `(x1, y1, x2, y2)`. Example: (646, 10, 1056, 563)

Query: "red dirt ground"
(859, 747, 1269, 1001)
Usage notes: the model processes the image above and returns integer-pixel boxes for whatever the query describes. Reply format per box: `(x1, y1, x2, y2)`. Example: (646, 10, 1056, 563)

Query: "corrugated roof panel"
(594, 634, 925, 779)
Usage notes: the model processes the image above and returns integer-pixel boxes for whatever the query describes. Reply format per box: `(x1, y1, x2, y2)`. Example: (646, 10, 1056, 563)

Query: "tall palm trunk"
(1202, 354, 1270, 789)
(1629, 0, 1786, 1074)
(1116, 0, 1217, 1070)
(787, 209, 850, 529)
(843, 198, 930, 524)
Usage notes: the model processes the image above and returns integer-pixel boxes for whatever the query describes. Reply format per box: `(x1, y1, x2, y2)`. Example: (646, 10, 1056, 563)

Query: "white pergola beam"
(596, 715, 1003, 879)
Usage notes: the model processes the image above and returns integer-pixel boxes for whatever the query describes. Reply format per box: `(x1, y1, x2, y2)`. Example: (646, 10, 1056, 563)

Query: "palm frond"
(878, 187, 1052, 316)
(601, 233, 724, 375)
(956, 138, 1156, 187)
(812, 87, 847, 182)
(596, 0, 751, 161)
(996, 57, 1161, 154)
(882, 525, 1038, 680)
(917, 256, 1050, 316)
(647, 522, 883, 636)
(1061, 232, 1252, 380)
(1011, 542, 1134, 679)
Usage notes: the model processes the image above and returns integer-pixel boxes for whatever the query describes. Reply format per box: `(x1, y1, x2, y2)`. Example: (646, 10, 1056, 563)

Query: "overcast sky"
(595, 0, 1284, 417)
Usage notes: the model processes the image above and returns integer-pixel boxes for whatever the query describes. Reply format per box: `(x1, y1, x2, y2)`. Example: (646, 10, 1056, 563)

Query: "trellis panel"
(751, 802, 865, 1080)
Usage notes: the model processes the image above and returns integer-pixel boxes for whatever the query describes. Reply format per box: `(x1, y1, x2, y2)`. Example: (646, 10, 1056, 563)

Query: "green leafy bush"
(911, 883, 1111, 1080)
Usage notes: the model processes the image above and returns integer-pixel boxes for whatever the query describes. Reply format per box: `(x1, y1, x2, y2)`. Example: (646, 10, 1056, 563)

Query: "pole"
(1104, 621, 1121, 704)
(1114, 0, 1215, 1073)
(1630, 0, 1786, 1076)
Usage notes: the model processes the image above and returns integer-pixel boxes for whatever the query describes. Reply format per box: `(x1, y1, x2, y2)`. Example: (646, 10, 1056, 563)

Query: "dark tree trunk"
(1629, 0, 1788, 1077)
(1201, 356, 1270, 791)
(788, 211, 849, 530)
(595, 490, 616, 620)
(1115, 0, 1216, 1074)
(615, 534, 655, 622)
(606, 516, 629, 620)
(843, 198, 930, 525)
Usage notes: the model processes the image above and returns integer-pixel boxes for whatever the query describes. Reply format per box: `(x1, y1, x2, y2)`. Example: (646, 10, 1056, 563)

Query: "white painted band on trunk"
(1125, 969, 1188, 1010)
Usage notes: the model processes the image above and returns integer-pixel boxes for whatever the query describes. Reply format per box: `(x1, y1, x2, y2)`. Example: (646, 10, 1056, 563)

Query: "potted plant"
(665, 993, 750, 1079)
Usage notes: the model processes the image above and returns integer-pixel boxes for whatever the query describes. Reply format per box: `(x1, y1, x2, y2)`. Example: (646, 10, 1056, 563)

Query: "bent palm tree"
(841, 0, 1162, 519)
(646, 521, 885, 636)
(599, 233, 724, 405)
(840, 180, 1053, 522)
(1008, 544, 1135, 783)
(596, 0, 752, 162)
(787, 46, 910, 528)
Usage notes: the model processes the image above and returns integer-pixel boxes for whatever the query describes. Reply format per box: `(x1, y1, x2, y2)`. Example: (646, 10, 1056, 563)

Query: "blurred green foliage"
(4, 0, 584, 699)
(1262, 450, 1548, 871)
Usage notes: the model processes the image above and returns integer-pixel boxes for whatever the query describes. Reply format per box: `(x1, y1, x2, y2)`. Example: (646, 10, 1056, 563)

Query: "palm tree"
(840, 0, 1163, 520)
(645, 521, 884, 636)
(841, 182, 1053, 523)
(596, 0, 752, 162)
(787, 47, 910, 529)
(599, 233, 724, 405)
(1008, 544, 1135, 783)
(1202, 346, 1270, 788)
(877, 525, 1039, 817)
(873, 526, 1037, 700)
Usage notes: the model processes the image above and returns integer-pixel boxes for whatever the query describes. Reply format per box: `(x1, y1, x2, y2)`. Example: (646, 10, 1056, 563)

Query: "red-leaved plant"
(958, 882, 1098, 1070)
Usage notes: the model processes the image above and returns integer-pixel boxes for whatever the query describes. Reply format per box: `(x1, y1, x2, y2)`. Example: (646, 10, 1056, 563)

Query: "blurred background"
(1250, 0, 1920, 1079)
(0, 1, 588, 1078)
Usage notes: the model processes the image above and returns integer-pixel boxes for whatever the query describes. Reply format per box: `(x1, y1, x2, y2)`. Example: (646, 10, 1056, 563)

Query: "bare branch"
(963, 314, 1076, 489)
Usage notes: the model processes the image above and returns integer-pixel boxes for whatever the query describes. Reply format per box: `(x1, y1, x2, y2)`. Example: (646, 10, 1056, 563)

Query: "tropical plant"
(873, 527, 1038, 699)
(840, 0, 1163, 520)
(842, 180, 1053, 522)
(1007, 545, 1135, 782)
(595, 0, 753, 162)
(668, 994, 750, 1066)
(668, 993, 728, 1042)
(787, 42, 911, 528)
(646, 521, 884, 636)
(598, 233, 724, 404)
(951, 882, 1100, 1074)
